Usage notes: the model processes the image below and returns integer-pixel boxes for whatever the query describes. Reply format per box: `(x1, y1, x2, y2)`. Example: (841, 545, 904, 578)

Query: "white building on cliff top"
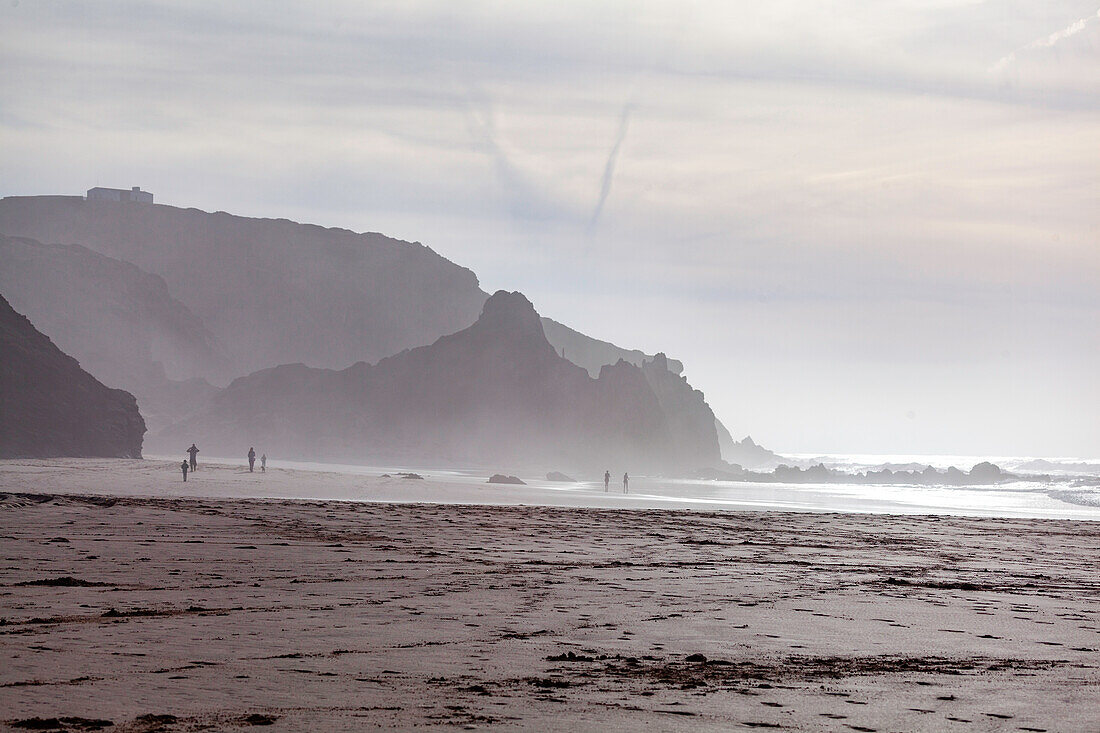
(86, 186, 153, 203)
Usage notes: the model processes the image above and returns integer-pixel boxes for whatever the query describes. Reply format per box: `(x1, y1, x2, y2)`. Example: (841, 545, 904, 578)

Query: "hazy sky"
(2, 1, 1098, 456)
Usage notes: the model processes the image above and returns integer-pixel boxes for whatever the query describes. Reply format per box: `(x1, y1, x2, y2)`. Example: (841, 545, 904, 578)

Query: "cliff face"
(0, 196, 487, 377)
(641, 353, 721, 470)
(0, 234, 226, 380)
(0, 234, 225, 431)
(714, 422, 784, 469)
(0, 294, 145, 458)
(1, 196, 730, 462)
(158, 292, 722, 473)
(540, 318, 684, 376)
(0, 196, 687, 384)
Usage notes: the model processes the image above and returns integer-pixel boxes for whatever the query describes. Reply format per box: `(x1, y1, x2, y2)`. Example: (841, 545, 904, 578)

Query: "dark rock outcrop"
(641, 353, 721, 470)
(0, 234, 224, 430)
(158, 291, 723, 472)
(728, 461, 1014, 486)
(488, 474, 526, 485)
(0, 294, 145, 458)
(968, 461, 1003, 484)
(714, 425, 785, 469)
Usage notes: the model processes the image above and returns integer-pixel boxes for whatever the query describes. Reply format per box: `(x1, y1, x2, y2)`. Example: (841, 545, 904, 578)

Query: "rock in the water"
(545, 471, 576, 482)
(488, 474, 526, 485)
(968, 461, 1003, 484)
(0, 294, 145, 458)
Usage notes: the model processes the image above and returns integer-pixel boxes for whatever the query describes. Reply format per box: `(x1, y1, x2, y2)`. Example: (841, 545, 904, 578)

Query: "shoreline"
(2, 457, 1098, 521)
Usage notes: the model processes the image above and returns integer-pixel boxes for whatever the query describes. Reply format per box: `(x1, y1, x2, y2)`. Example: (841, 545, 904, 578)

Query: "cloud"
(587, 102, 633, 234)
(990, 9, 1100, 73)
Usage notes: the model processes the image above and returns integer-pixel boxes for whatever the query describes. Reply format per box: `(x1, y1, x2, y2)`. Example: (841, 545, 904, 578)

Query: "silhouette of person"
(623, 472, 629, 493)
(181, 460, 189, 482)
(260, 453, 266, 473)
(604, 470, 610, 492)
(187, 443, 199, 471)
(248, 447, 256, 473)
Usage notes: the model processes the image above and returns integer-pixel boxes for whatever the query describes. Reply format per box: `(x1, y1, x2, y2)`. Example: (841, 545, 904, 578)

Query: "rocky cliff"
(541, 318, 684, 376)
(158, 292, 722, 473)
(0, 196, 687, 384)
(0, 234, 226, 429)
(0, 294, 145, 458)
(0, 196, 487, 377)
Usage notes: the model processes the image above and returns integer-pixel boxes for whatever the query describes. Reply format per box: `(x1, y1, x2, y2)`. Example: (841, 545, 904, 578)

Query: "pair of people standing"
(181, 443, 200, 481)
(603, 470, 628, 493)
(248, 447, 266, 473)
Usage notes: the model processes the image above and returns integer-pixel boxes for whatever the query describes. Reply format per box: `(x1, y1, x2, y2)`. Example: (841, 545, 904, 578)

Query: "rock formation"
(0, 234, 223, 430)
(0, 196, 487, 376)
(540, 317, 684, 376)
(0, 294, 145, 458)
(715, 427, 785, 469)
(158, 292, 722, 472)
(0, 196, 687, 392)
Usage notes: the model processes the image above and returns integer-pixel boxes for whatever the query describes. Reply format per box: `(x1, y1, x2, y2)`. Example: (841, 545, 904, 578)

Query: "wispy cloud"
(990, 9, 1100, 73)
(587, 102, 633, 235)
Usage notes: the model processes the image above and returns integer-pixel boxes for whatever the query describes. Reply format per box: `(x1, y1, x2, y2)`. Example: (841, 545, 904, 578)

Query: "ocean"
(151, 453, 1100, 521)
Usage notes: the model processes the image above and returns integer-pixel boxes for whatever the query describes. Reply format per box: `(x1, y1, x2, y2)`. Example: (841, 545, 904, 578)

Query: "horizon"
(2, 2, 1098, 457)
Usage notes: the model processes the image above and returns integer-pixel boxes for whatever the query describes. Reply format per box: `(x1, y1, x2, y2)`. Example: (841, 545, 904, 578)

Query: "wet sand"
(2, 482, 1099, 730)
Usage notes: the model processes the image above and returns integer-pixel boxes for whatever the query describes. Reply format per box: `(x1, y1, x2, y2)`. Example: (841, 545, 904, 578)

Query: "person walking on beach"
(260, 453, 266, 473)
(187, 443, 199, 472)
(604, 470, 610, 492)
(248, 447, 256, 473)
(181, 459, 189, 482)
(623, 472, 629, 493)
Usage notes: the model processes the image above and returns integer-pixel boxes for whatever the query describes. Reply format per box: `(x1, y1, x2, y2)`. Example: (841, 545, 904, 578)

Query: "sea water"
(162, 453, 1100, 521)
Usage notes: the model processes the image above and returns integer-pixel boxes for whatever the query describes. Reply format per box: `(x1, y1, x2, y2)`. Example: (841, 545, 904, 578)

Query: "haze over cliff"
(0, 234, 224, 429)
(158, 291, 720, 472)
(0, 294, 145, 458)
(0, 196, 486, 377)
(1, 195, 732, 470)
(0, 196, 675, 383)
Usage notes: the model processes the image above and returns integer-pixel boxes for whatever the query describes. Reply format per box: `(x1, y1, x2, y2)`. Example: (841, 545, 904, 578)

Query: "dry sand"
(1, 462, 1099, 731)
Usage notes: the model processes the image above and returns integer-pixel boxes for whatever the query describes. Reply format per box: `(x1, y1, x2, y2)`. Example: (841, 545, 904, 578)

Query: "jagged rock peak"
(475, 291, 544, 337)
(647, 352, 669, 371)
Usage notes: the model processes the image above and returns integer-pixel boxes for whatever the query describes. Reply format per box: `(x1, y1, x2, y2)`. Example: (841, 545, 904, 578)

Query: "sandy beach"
(2, 461, 1099, 731)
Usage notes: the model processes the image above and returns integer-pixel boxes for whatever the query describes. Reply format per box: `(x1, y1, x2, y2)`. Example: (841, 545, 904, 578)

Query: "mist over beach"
(1, 2, 1098, 731)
